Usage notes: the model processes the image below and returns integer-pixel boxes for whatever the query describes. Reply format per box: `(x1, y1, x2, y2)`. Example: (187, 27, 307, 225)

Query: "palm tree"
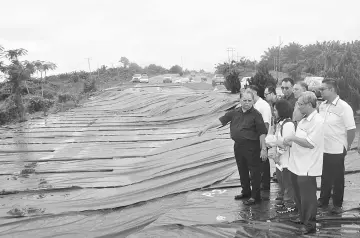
(34, 60, 45, 79)
(0, 48, 31, 121)
(41, 62, 57, 97)
(22, 60, 36, 94)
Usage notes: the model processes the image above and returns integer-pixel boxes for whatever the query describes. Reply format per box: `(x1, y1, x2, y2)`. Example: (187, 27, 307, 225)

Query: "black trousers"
(291, 171, 317, 230)
(319, 149, 346, 207)
(261, 158, 270, 189)
(234, 140, 261, 200)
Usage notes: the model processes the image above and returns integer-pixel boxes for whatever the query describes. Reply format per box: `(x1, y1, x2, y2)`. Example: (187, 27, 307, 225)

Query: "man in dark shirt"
(281, 78, 297, 110)
(198, 91, 268, 205)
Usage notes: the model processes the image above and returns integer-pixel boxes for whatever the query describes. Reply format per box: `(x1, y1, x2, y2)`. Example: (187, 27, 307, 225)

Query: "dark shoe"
(317, 199, 328, 208)
(290, 217, 303, 224)
(331, 206, 343, 214)
(234, 194, 250, 200)
(243, 198, 260, 205)
(295, 226, 316, 235)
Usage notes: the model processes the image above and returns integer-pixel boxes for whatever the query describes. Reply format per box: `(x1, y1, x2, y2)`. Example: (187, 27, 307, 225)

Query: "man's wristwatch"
(261, 148, 267, 152)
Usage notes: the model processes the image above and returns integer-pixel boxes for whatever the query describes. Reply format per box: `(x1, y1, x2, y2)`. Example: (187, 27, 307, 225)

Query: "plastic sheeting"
(0, 83, 359, 237)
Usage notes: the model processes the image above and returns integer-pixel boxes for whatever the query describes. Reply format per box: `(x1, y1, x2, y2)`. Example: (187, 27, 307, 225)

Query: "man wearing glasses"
(317, 78, 356, 214)
(281, 78, 297, 109)
(284, 91, 324, 235)
(198, 90, 268, 205)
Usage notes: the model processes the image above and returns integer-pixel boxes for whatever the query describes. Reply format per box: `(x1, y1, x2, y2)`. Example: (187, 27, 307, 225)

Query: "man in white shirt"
(284, 91, 324, 235)
(248, 86, 272, 191)
(317, 78, 356, 214)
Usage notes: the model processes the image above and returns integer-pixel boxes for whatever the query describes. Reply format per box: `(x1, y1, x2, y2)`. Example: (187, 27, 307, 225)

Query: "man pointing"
(198, 90, 268, 205)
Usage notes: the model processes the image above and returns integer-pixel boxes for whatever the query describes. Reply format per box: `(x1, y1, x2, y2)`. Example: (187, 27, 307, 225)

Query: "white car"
(175, 78, 190, 84)
(131, 74, 142, 83)
(212, 74, 225, 85)
(139, 74, 149, 83)
(304, 77, 324, 91)
(240, 77, 251, 89)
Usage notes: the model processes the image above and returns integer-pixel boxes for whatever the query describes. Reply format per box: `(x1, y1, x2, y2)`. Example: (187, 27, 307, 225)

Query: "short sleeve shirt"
(254, 97, 272, 125)
(288, 110, 324, 176)
(219, 107, 267, 143)
(319, 96, 356, 153)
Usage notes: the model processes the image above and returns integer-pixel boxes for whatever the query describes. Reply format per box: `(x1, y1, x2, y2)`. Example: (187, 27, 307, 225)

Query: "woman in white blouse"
(268, 99, 296, 213)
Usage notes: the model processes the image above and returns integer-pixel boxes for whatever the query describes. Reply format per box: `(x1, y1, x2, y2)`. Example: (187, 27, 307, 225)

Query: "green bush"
(58, 93, 75, 103)
(70, 74, 79, 83)
(83, 78, 97, 93)
(0, 97, 18, 125)
(26, 96, 54, 113)
(224, 71, 241, 93)
(42, 89, 56, 99)
(248, 64, 277, 98)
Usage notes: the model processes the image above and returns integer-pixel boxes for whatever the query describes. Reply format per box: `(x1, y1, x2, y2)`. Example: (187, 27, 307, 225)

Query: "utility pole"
(85, 57, 92, 79)
(227, 47, 235, 63)
(277, 37, 283, 81)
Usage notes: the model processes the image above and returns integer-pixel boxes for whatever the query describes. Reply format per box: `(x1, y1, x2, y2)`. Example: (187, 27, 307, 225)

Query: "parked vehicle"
(163, 76, 172, 83)
(174, 77, 190, 84)
(131, 74, 142, 83)
(240, 76, 251, 89)
(212, 74, 225, 85)
(304, 77, 324, 91)
(140, 74, 149, 83)
(304, 77, 324, 99)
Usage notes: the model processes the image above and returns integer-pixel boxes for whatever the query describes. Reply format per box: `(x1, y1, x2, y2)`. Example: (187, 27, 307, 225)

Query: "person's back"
(254, 97, 272, 129)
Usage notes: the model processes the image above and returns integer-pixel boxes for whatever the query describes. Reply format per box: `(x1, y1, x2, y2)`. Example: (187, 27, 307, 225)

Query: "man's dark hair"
(322, 78, 339, 94)
(282, 77, 294, 86)
(274, 99, 293, 120)
(248, 85, 260, 95)
(297, 81, 308, 91)
(265, 86, 276, 95)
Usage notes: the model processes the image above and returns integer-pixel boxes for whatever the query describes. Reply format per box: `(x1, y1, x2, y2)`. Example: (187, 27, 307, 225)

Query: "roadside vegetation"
(1, 40, 360, 125)
(0, 49, 197, 125)
(215, 40, 360, 112)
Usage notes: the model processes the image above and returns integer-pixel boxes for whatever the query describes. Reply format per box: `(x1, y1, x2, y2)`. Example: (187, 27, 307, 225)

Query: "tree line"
(215, 41, 360, 111)
(260, 41, 360, 111)
(0, 46, 57, 121)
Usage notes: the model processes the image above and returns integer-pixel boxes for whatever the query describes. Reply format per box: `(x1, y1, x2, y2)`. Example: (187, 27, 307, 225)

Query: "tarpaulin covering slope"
(0, 83, 359, 237)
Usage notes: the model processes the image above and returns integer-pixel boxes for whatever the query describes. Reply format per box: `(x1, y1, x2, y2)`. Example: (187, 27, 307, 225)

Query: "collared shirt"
(319, 96, 356, 154)
(254, 97, 272, 126)
(219, 106, 267, 143)
(275, 118, 296, 168)
(283, 93, 297, 110)
(288, 110, 324, 176)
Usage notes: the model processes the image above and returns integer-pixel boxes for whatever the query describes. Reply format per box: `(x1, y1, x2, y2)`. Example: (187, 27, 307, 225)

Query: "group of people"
(198, 77, 359, 235)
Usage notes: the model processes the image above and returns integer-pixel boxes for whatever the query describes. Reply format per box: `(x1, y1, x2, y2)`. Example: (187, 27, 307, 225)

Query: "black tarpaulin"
(0, 83, 359, 237)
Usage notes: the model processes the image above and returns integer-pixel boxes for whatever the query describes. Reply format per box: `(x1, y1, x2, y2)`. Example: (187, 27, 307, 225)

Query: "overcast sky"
(1, 0, 360, 74)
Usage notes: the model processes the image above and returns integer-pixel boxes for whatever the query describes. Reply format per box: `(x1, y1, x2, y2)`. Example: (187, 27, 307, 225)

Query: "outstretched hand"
(198, 129, 207, 137)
